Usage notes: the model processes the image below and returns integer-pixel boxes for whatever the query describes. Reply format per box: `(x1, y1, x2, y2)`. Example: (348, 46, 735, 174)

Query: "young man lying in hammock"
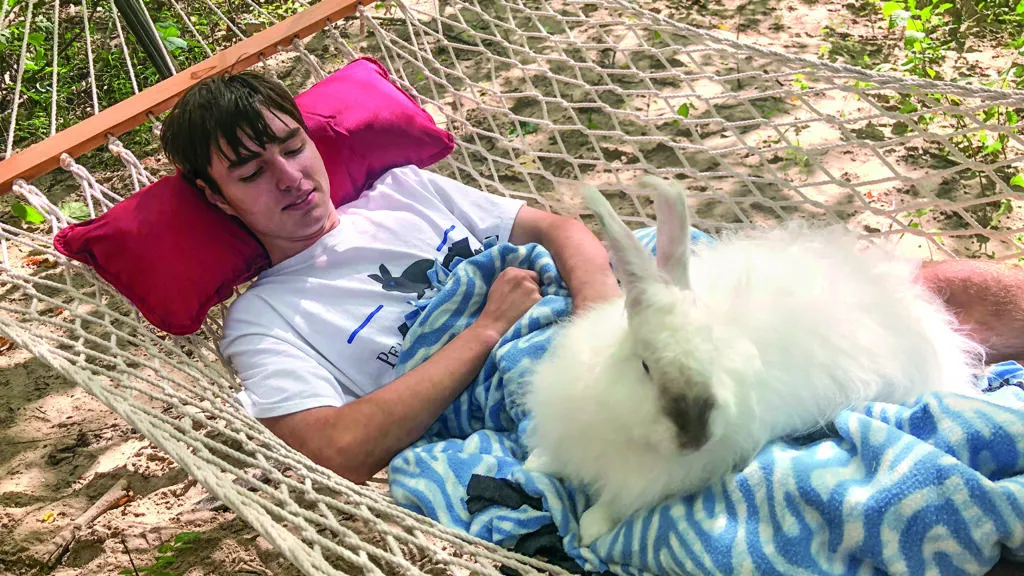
(159, 71, 1024, 485)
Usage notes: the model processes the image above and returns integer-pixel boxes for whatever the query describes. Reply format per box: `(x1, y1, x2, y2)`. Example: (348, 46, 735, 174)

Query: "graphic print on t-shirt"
(362, 231, 497, 341)
(441, 237, 481, 269)
(367, 260, 434, 299)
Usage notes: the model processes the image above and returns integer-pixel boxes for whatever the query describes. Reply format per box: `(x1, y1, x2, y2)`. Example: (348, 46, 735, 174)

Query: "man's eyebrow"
(275, 127, 302, 143)
(225, 127, 302, 169)
(227, 152, 261, 169)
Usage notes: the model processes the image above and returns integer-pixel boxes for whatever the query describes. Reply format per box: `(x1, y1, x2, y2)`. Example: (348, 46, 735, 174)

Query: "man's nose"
(273, 157, 303, 191)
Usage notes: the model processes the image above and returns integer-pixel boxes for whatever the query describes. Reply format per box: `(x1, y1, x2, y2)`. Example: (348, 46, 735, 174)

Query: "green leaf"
(676, 103, 691, 118)
(27, 31, 44, 47)
(156, 543, 175, 555)
(892, 120, 910, 135)
(990, 198, 1013, 228)
(1017, 0, 1024, 13)
(898, 99, 919, 114)
(904, 29, 925, 44)
(153, 23, 180, 39)
(118, 570, 136, 575)
(150, 555, 176, 569)
(174, 532, 201, 544)
(1010, 174, 1024, 188)
(162, 36, 187, 52)
(11, 202, 45, 224)
(508, 121, 539, 137)
(983, 142, 1002, 155)
(881, 1, 904, 17)
(889, 9, 911, 26)
(59, 202, 89, 220)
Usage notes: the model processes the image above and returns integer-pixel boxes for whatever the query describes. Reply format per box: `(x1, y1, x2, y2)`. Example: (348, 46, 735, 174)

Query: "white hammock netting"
(1, 0, 1024, 574)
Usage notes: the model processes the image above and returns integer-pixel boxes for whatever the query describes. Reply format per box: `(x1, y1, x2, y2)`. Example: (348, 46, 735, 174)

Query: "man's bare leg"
(916, 260, 1024, 364)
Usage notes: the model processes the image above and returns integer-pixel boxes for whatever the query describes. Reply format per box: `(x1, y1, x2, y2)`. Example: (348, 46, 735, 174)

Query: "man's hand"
(260, 268, 541, 485)
(474, 267, 542, 340)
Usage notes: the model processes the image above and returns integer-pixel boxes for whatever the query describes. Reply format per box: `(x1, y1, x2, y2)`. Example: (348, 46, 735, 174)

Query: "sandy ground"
(1, 0, 1023, 574)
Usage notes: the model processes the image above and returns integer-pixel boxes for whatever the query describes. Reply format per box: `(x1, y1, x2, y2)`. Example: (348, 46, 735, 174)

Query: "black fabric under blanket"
(465, 474, 615, 576)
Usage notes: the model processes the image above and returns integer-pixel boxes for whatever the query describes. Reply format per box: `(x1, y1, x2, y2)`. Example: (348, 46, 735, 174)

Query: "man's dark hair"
(160, 71, 308, 196)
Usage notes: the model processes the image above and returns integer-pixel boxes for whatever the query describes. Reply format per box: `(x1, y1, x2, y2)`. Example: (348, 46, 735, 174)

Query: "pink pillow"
(54, 57, 455, 335)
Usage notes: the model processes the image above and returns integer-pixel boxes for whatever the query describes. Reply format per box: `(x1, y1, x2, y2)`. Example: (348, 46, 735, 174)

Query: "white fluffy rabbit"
(523, 176, 984, 547)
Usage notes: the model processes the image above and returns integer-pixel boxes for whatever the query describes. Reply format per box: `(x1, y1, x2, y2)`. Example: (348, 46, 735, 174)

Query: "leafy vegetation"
(819, 0, 1024, 216)
(0, 0, 304, 153)
(119, 531, 200, 576)
(10, 199, 90, 224)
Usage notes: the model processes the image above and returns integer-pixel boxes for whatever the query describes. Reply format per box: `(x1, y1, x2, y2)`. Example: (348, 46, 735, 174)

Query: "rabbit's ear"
(641, 175, 692, 291)
(582, 185, 659, 294)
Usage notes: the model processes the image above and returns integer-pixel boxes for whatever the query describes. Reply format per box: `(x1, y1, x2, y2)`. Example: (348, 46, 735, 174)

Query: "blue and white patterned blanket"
(388, 228, 1024, 575)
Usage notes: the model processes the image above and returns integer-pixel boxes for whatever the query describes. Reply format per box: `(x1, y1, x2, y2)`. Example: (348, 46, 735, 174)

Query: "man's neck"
(264, 214, 341, 266)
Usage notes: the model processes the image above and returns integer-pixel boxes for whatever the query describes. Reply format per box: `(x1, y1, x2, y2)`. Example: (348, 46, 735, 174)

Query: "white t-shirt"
(220, 165, 525, 419)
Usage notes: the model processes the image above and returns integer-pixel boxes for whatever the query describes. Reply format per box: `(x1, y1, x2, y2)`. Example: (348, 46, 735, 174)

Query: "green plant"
(119, 531, 200, 576)
(783, 145, 812, 169)
(904, 206, 931, 228)
(11, 203, 45, 224)
(1, 0, 302, 151)
(10, 201, 91, 225)
(878, 0, 953, 79)
(669, 102, 693, 127)
(60, 202, 90, 220)
(155, 22, 188, 54)
(508, 121, 540, 137)
(973, 0, 1024, 31)
(988, 197, 1014, 228)
(262, 0, 303, 21)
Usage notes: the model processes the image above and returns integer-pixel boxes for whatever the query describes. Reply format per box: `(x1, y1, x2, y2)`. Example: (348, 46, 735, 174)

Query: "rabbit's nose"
(675, 431, 708, 452)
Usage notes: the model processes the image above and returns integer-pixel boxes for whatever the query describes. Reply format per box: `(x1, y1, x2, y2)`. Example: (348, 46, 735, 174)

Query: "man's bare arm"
(259, 267, 542, 484)
(510, 206, 621, 313)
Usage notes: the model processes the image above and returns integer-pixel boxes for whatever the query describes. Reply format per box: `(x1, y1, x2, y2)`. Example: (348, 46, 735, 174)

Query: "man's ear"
(197, 179, 238, 217)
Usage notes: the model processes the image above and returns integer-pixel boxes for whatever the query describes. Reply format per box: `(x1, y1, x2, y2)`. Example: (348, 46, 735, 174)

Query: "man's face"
(203, 108, 335, 264)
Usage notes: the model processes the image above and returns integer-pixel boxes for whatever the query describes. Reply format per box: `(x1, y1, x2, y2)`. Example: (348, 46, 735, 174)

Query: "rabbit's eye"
(641, 360, 650, 375)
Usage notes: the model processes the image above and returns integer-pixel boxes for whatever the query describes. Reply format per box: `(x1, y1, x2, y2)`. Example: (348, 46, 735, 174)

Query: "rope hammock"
(1, 0, 1024, 573)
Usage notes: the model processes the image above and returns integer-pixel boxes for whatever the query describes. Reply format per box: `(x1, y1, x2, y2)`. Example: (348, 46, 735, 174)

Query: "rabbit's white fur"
(523, 176, 984, 547)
